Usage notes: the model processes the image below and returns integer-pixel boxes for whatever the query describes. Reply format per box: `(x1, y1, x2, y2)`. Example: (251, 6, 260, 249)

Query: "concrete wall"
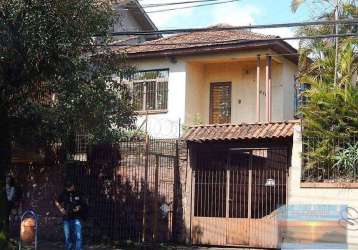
(281, 58, 297, 120)
(129, 50, 298, 138)
(130, 58, 187, 138)
(185, 61, 288, 124)
(289, 124, 358, 249)
(185, 63, 205, 124)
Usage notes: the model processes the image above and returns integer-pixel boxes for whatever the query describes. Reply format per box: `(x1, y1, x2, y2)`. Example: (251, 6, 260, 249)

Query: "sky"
(140, 0, 336, 48)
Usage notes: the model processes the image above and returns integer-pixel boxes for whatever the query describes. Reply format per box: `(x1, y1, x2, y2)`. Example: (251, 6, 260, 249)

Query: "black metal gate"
(10, 139, 181, 244)
(192, 148, 288, 248)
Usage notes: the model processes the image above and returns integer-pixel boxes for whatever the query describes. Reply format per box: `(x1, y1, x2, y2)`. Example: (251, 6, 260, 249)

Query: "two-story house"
(121, 25, 299, 138)
(119, 26, 301, 248)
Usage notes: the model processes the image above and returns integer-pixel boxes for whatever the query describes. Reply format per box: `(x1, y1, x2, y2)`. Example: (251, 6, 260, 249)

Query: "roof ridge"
(184, 120, 298, 142)
(129, 25, 276, 46)
(190, 120, 300, 128)
(120, 26, 298, 63)
(141, 32, 190, 44)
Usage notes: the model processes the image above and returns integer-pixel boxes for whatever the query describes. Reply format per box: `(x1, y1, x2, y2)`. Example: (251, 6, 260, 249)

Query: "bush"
(301, 85, 358, 180)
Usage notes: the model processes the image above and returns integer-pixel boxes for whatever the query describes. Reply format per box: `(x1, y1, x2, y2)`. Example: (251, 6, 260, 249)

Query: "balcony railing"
(301, 136, 358, 183)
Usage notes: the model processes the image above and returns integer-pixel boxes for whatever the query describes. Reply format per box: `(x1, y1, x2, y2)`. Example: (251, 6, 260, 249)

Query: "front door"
(192, 148, 288, 248)
(209, 82, 231, 124)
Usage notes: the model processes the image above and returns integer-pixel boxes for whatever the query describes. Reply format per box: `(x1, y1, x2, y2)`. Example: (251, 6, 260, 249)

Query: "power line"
(118, 0, 238, 12)
(122, 0, 233, 9)
(104, 33, 357, 49)
(146, 0, 238, 13)
(108, 19, 358, 36)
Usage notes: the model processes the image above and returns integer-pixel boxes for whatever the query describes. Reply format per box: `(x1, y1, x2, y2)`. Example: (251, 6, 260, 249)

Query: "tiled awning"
(183, 121, 299, 142)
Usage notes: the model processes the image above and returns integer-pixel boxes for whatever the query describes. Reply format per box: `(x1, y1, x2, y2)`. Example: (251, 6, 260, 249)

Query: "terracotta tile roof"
(183, 120, 299, 142)
(118, 24, 279, 55)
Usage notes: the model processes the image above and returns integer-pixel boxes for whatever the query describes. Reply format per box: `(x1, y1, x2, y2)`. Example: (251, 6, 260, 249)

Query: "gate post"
(153, 155, 159, 242)
(248, 152, 253, 220)
(172, 140, 180, 242)
(142, 135, 149, 242)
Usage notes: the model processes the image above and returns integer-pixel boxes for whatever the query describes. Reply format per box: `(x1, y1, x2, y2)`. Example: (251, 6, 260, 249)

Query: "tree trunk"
(0, 105, 11, 249)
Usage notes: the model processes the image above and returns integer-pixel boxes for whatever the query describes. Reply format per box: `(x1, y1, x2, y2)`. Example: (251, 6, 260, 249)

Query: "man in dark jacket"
(55, 180, 83, 250)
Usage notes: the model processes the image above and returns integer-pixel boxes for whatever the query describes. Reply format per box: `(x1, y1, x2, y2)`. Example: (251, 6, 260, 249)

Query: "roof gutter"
(124, 40, 298, 64)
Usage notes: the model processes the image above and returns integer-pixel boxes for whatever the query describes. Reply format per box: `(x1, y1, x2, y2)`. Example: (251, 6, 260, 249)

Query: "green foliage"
(182, 113, 203, 134)
(0, 0, 135, 244)
(301, 85, 358, 138)
(295, 1, 357, 82)
(0, 0, 136, 148)
(334, 142, 358, 177)
(301, 83, 358, 173)
(192, 113, 204, 125)
(296, 1, 358, 179)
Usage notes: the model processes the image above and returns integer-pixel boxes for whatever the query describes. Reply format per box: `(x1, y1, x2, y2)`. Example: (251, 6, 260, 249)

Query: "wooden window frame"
(209, 82, 232, 124)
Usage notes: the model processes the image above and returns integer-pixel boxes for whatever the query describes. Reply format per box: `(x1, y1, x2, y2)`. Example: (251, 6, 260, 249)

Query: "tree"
(293, 0, 357, 76)
(0, 0, 135, 247)
(293, 0, 358, 179)
(291, 0, 356, 14)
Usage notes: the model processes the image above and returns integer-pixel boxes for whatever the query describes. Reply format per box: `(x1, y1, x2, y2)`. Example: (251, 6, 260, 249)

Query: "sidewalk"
(19, 241, 263, 250)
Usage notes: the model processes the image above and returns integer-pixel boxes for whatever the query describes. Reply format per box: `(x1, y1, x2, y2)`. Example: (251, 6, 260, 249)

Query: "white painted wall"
(289, 124, 358, 249)
(131, 58, 187, 138)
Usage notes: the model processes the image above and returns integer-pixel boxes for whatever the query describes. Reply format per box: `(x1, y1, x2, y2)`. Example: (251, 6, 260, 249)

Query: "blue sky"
(142, 0, 335, 48)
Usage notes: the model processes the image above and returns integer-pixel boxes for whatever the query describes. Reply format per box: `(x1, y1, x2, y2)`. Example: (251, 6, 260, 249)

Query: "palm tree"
(293, 0, 357, 87)
(291, 0, 346, 13)
(296, 0, 358, 180)
(299, 38, 357, 88)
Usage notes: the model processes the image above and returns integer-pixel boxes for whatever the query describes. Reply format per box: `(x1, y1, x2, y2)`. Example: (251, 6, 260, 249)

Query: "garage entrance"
(191, 148, 288, 248)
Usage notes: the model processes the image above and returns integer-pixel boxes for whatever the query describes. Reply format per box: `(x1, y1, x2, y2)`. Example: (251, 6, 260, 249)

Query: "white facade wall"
(131, 58, 187, 138)
(289, 124, 358, 249)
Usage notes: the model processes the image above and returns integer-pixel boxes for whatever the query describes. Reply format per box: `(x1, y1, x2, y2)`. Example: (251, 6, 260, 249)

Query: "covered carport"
(183, 121, 297, 249)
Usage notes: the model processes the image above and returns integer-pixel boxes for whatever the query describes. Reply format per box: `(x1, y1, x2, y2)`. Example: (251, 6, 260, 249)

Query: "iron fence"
(191, 148, 289, 248)
(9, 138, 183, 244)
(301, 136, 358, 182)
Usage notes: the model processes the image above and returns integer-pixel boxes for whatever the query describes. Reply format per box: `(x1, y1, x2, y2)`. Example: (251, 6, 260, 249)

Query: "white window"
(131, 69, 169, 113)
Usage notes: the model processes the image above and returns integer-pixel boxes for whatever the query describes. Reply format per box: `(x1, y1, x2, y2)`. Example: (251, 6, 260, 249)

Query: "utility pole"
(334, 0, 339, 86)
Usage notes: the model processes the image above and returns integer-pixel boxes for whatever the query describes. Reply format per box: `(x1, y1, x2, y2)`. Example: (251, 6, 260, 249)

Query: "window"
(209, 82, 232, 124)
(75, 131, 89, 154)
(131, 69, 169, 113)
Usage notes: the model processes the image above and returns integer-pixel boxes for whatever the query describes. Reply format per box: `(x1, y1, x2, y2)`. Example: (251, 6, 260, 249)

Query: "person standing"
(6, 175, 16, 216)
(55, 180, 83, 250)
